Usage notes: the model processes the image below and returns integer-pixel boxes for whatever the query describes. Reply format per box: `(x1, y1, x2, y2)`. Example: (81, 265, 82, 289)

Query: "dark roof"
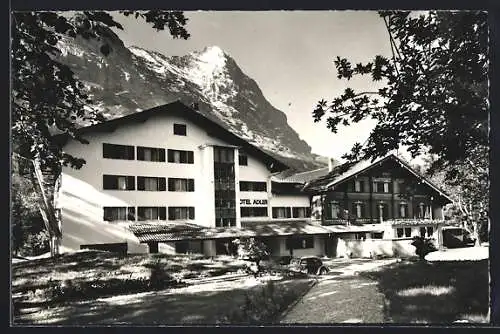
(303, 153, 453, 203)
(272, 166, 330, 184)
(128, 220, 334, 243)
(55, 100, 288, 172)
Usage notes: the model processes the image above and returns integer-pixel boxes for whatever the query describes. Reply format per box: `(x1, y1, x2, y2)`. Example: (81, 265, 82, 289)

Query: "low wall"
(338, 238, 417, 258)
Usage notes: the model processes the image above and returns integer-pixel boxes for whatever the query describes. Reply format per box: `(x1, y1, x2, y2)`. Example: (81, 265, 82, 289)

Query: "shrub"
(411, 236, 438, 260)
(218, 280, 303, 324)
(20, 230, 50, 256)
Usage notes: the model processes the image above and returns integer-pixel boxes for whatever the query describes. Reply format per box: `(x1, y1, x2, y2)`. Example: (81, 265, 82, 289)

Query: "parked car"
(289, 256, 329, 275)
(442, 227, 476, 248)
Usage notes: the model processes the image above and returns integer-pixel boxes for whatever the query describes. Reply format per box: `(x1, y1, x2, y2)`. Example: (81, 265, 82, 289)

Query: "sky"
(112, 11, 392, 161)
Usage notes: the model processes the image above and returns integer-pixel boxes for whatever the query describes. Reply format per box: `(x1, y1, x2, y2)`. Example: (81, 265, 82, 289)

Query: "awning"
(129, 220, 333, 243)
(321, 224, 385, 233)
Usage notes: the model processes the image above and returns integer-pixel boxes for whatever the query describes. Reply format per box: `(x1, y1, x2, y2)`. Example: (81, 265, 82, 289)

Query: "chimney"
(328, 158, 335, 172)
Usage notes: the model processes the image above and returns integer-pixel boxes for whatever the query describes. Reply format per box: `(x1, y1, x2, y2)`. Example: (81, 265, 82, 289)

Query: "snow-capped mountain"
(57, 27, 329, 171)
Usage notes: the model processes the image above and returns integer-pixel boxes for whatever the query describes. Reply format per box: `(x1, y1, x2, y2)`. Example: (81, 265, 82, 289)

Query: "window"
(137, 176, 166, 191)
(371, 232, 384, 239)
(378, 203, 389, 220)
(399, 202, 408, 218)
(404, 227, 412, 237)
(420, 226, 434, 238)
(272, 207, 291, 219)
(168, 207, 195, 220)
(173, 123, 187, 136)
(216, 218, 236, 227)
(214, 147, 234, 163)
(167, 149, 194, 164)
(354, 180, 364, 192)
(137, 207, 167, 221)
(103, 143, 135, 160)
(137, 146, 165, 162)
(353, 233, 366, 240)
(103, 175, 135, 190)
(292, 207, 311, 218)
(103, 207, 135, 222)
(286, 236, 314, 250)
(352, 201, 366, 218)
(240, 181, 267, 192)
(328, 201, 340, 219)
(241, 207, 268, 218)
(168, 178, 195, 192)
(239, 153, 248, 166)
(373, 181, 391, 193)
(396, 228, 404, 238)
(417, 203, 426, 218)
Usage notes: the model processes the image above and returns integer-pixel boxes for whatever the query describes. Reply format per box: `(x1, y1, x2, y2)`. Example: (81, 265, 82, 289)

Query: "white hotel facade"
(55, 101, 319, 256)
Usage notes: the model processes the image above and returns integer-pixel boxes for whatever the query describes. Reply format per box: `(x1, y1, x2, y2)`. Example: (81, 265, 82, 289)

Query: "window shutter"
(126, 176, 135, 190)
(188, 179, 195, 192)
(127, 207, 136, 221)
(103, 175, 113, 189)
(159, 178, 166, 191)
(103, 207, 111, 221)
(189, 207, 195, 219)
(128, 146, 135, 160)
(137, 177, 145, 191)
(159, 149, 166, 162)
(159, 207, 166, 220)
(168, 178, 175, 191)
(167, 150, 174, 162)
(137, 147, 144, 160)
(286, 207, 291, 218)
(188, 151, 194, 164)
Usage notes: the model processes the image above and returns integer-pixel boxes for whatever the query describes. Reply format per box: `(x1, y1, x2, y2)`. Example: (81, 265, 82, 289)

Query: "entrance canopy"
(129, 220, 334, 243)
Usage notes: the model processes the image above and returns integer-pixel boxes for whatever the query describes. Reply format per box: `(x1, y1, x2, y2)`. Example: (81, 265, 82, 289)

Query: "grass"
(360, 258, 489, 324)
(12, 251, 247, 307)
(12, 251, 313, 325)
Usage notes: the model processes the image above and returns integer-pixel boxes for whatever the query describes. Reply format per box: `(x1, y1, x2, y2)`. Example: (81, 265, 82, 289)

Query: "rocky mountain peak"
(56, 31, 329, 171)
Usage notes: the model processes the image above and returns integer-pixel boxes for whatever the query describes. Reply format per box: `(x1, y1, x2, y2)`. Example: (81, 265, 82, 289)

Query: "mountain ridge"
(56, 28, 331, 171)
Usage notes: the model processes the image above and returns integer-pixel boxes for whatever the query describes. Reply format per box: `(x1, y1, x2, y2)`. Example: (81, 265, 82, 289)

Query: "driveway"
(280, 258, 397, 324)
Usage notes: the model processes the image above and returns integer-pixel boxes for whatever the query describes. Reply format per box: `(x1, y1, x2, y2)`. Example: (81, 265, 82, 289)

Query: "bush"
(411, 236, 438, 260)
(20, 230, 50, 256)
(218, 280, 303, 324)
(44, 262, 181, 302)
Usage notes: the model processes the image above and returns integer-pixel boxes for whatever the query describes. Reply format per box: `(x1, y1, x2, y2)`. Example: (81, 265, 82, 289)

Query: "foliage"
(232, 238, 270, 273)
(218, 280, 307, 324)
(46, 274, 182, 303)
(313, 11, 488, 178)
(11, 11, 190, 170)
(411, 236, 437, 260)
(420, 152, 488, 243)
(21, 230, 50, 257)
(11, 156, 46, 256)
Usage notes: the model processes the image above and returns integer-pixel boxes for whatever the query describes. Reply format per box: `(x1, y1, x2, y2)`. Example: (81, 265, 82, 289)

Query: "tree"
(11, 11, 190, 255)
(313, 11, 488, 175)
(233, 238, 270, 275)
(313, 11, 488, 243)
(12, 10, 190, 171)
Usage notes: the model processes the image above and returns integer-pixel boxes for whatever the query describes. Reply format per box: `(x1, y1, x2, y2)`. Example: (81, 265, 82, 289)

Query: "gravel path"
(280, 259, 397, 324)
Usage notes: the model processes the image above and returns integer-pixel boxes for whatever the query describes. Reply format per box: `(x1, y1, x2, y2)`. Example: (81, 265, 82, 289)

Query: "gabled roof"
(303, 153, 453, 203)
(271, 166, 330, 184)
(55, 100, 288, 172)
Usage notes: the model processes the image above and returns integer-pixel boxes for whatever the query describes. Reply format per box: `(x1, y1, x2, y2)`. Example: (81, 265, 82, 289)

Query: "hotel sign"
(240, 199, 268, 205)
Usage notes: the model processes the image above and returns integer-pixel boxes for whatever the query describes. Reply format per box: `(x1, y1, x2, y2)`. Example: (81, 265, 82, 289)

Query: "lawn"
(360, 258, 489, 324)
(12, 250, 314, 325)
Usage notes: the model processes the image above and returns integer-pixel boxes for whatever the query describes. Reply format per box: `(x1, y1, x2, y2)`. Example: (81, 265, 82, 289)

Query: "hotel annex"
(54, 101, 454, 258)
